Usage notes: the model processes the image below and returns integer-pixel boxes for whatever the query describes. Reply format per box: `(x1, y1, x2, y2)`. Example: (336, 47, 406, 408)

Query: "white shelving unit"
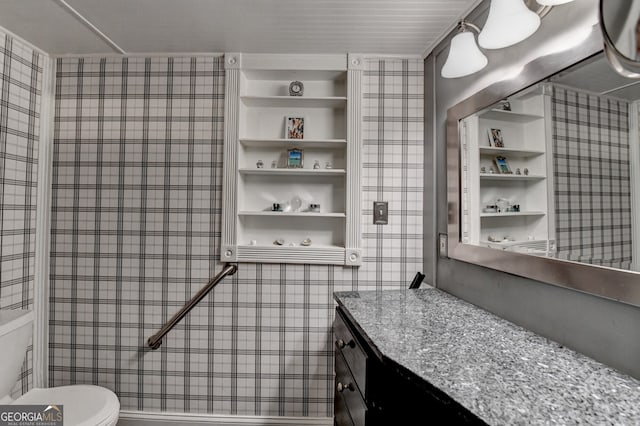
(221, 53, 363, 266)
(462, 85, 555, 253)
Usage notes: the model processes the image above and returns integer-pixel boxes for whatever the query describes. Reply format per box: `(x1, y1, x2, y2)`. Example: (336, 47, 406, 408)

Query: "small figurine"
(271, 160, 277, 169)
(325, 161, 333, 169)
(273, 238, 285, 245)
(301, 238, 312, 246)
(309, 203, 320, 213)
(515, 168, 521, 175)
(313, 160, 320, 169)
(523, 168, 529, 176)
(272, 203, 282, 212)
(256, 159, 264, 168)
(489, 167, 496, 174)
(481, 166, 487, 174)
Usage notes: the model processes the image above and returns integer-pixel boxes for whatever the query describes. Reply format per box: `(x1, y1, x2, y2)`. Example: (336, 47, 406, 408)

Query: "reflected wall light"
(441, 0, 576, 78)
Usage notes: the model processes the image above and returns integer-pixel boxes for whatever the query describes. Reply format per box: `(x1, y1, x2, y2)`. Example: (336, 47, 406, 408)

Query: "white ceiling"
(0, 0, 476, 56)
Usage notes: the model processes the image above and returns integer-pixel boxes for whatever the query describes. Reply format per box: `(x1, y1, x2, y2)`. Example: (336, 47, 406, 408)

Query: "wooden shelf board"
(239, 168, 346, 176)
(239, 211, 345, 218)
(480, 211, 546, 218)
(479, 147, 545, 157)
(480, 109, 544, 123)
(239, 138, 347, 148)
(240, 95, 347, 108)
(480, 174, 545, 181)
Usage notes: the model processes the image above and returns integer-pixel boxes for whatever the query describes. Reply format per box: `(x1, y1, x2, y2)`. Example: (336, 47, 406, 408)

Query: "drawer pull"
(336, 338, 355, 349)
(336, 382, 355, 393)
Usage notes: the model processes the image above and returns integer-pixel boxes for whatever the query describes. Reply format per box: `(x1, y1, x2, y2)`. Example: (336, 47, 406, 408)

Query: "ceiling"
(0, 0, 476, 56)
(551, 54, 640, 102)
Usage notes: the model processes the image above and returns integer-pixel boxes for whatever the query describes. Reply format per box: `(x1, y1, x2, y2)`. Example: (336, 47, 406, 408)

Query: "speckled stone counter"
(334, 288, 640, 425)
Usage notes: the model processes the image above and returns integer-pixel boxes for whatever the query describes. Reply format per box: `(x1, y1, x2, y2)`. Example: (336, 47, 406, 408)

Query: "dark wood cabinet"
(333, 307, 486, 425)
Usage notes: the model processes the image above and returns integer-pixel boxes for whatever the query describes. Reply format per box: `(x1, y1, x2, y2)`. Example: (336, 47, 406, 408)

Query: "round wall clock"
(289, 80, 304, 96)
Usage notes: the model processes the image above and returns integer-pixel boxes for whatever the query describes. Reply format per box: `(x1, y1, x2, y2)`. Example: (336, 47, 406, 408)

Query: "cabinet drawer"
(335, 350, 366, 426)
(334, 389, 354, 426)
(333, 310, 368, 394)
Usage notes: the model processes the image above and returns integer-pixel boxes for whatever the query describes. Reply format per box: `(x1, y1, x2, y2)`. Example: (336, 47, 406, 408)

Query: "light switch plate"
(438, 233, 448, 258)
(373, 201, 388, 224)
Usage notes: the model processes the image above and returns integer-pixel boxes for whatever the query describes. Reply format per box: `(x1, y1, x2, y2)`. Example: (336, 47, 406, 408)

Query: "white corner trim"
(117, 411, 332, 426)
(33, 55, 56, 389)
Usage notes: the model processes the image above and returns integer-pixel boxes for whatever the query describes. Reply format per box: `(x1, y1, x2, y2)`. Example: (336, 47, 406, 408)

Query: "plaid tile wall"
(0, 31, 43, 397)
(551, 86, 632, 269)
(49, 56, 423, 416)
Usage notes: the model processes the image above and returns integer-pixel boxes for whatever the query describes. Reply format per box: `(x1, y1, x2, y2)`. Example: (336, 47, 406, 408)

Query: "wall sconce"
(441, 22, 488, 79)
(441, 0, 575, 78)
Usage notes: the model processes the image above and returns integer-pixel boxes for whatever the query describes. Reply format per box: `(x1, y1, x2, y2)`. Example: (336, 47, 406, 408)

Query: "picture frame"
(488, 128, 505, 147)
(494, 155, 512, 174)
(285, 116, 304, 139)
(287, 148, 304, 168)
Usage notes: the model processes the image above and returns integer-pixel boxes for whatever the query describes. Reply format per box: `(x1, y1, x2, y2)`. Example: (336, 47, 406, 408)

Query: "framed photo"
(494, 156, 512, 174)
(285, 116, 304, 139)
(287, 148, 304, 168)
(488, 128, 505, 147)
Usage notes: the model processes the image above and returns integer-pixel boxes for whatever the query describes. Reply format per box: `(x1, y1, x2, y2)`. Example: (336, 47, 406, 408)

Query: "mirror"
(447, 41, 640, 308)
(460, 52, 639, 272)
(600, 0, 640, 77)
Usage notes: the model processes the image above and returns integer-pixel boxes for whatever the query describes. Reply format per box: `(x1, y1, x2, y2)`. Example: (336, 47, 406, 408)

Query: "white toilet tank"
(0, 309, 34, 400)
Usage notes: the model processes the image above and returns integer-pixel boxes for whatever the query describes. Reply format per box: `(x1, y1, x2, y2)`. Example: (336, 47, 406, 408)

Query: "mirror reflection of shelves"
(462, 86, 555, 252)
(222, 53, 363, 266)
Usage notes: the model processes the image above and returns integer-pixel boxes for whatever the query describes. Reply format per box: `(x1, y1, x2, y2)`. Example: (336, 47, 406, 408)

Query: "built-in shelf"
(221, 53, 362, 267)
(239, 168, 346, 176)
(480, 211, 546, 218)
(480, 174, 545, 181)
(239, 138, 347, 148)
(480, 109, 544, 123)
(239, 211, 346, 218)
(479, 147, 545, 158)
(464, 90, 552, 248)
(240, 95, 347, 108)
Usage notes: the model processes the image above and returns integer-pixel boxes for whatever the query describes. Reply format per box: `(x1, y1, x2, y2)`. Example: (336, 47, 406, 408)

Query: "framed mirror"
(600, 0, 640, 78)
(447, 26, 640, 308)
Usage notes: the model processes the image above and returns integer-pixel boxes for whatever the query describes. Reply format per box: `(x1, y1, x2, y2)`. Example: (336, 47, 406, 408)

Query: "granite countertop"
(334, 288, 640, 425)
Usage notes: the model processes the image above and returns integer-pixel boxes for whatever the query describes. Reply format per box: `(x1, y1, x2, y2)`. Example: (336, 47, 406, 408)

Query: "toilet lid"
(13, 385, 120, 426)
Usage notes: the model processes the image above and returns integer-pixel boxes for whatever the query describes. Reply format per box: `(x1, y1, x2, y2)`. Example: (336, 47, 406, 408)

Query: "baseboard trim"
(117, 410, 333, 426)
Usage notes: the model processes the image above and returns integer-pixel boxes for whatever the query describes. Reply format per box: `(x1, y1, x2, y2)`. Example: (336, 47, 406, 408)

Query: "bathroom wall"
(0, 30, 44, 396)
(49, 56, 423, 415)
(426, 0, 640, 380)
(551, 85, 632, 270)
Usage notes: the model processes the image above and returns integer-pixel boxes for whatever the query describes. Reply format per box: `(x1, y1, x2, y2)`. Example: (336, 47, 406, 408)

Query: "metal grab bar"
(147, 263, 238, 349)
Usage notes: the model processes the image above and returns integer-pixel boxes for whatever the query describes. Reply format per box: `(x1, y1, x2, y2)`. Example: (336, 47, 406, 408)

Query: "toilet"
(0, 309, 120, 426)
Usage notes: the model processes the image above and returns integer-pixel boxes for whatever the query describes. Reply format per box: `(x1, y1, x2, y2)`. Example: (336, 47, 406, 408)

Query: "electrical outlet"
(439, 233, 448, 258)
(373, 201, 388, 224)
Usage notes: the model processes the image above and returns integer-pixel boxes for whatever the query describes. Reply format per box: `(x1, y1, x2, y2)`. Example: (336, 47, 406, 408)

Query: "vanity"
(333, 289, 640, 425)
